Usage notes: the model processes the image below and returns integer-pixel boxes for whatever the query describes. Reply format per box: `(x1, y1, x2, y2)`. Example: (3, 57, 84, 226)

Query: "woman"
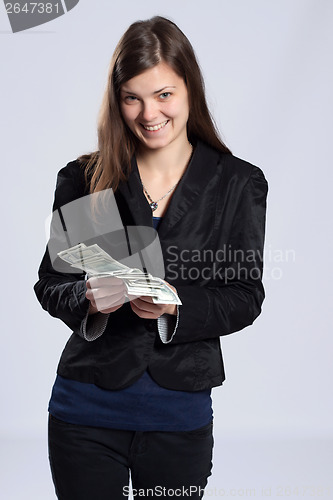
(34, 16, 268, 500)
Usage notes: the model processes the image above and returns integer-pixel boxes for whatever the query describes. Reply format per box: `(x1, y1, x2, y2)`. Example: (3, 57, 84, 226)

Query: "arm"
(34, 248, 90, 333)
(165, 165, 268, 344)
(127, 285, 179, 344)
(34, 163, 118, 340)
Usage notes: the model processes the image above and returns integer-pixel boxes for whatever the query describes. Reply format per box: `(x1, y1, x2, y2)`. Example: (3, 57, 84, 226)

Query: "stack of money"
(57, 243, 182, 305)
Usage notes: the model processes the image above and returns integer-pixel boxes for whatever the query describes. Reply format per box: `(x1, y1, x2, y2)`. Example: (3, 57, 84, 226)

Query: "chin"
(141, 137, 172, 150)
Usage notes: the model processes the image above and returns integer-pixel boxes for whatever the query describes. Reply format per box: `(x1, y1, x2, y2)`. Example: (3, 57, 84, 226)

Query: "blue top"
(152, 216, 162, 229)
(48, 216, 213, 431)
(49, 370, 212, 431)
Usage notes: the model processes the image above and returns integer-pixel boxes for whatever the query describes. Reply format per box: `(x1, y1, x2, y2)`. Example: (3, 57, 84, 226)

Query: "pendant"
(150, 202, 158, 212)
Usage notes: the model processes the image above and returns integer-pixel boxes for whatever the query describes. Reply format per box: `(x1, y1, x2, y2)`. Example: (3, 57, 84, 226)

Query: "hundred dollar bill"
(57, 243, 181, 305)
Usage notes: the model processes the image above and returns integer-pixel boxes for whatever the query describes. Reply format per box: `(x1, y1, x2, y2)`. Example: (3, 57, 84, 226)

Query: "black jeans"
(48, 414, 214, 500)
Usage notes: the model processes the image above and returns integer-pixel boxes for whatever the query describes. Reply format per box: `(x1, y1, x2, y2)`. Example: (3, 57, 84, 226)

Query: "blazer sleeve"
(168, 165, 268, 344)
(34, 163, 108, 339)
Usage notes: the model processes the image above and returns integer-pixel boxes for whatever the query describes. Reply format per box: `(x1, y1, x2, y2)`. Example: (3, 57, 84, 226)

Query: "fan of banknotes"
(57, 243, 182, 305)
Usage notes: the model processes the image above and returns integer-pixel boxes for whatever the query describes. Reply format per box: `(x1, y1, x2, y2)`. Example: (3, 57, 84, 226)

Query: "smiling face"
(119, 61, 190, 152)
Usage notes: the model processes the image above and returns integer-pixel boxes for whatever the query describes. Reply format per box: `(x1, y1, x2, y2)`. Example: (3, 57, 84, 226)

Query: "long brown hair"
(78, 16, 231, 194)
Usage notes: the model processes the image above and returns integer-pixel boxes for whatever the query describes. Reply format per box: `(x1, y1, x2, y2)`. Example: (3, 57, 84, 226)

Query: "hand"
(128, 282, 178, 319)
(85, 276, 127, 315)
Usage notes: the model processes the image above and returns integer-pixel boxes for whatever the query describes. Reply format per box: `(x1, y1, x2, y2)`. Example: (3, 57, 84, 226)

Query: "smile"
(142, 120, 169, 131)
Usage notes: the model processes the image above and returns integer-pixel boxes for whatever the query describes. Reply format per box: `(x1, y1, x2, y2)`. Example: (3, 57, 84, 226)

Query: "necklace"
(141, 181, 178, 212)
(140, 144, 194, 212)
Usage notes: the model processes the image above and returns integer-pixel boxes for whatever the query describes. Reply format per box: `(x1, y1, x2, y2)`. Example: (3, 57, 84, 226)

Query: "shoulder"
(53, 159, 88, 210)
(216, 150, 268, 197)
(197, 140, 267, 184)
(194, 140, 268, 196)
(56, 159, 81, 177)
(221, 151, 266, 183)
(56, 150, 99, 183)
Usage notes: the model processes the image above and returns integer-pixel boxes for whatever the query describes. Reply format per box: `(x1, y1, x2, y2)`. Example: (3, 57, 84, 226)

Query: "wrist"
(165, 303, 177, 316)
(88, 302, 99, 315)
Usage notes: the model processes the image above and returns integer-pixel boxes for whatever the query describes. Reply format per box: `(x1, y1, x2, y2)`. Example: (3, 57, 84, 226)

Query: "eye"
(124, 95, 138, 102)
(159, 92, 171, 99)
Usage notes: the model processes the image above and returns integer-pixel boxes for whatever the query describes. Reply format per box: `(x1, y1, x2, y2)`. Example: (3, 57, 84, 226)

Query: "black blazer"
(34, 140, 268, 392)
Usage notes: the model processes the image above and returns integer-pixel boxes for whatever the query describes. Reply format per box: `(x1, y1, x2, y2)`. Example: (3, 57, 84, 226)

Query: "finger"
(135, 295, 154, 304)
(94, 293, 126, 312)
(87, 276, 125, 290)
(164, 282, 177, 293)
(86, 288, 126, 309)
(98, 303, 124, 314)
(86, 283, 126, 301)
(127, 294, 153, 304)
(130, 300, 157, 319)
(129, 297, 164, 314)
(126, 293, 143, 302)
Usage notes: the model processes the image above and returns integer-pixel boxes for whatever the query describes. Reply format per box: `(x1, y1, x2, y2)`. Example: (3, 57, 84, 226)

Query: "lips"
(141, 120, 169, 131)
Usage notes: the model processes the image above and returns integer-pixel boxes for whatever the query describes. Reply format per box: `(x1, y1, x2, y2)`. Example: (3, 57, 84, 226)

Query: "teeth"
(143, 120, 168, 131)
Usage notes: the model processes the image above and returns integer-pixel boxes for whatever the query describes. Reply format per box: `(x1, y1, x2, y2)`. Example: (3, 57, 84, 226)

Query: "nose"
(140, 100, 158, 123)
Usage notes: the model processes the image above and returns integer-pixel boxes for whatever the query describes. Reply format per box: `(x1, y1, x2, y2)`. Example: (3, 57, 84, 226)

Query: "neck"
(136, 137, 193, 177)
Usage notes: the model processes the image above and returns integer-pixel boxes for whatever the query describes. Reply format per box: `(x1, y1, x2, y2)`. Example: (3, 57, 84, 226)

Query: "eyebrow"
(121, 86, 176, 95)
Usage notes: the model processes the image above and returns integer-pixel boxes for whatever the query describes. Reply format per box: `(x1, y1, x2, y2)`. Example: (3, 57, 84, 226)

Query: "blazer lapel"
(117, 140, 221, 239)
(157, 140, 221, 240)
(117, 156, 153, 228)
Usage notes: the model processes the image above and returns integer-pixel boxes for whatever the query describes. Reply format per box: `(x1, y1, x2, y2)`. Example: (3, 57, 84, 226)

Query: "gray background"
(1, 0, 332, 498)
